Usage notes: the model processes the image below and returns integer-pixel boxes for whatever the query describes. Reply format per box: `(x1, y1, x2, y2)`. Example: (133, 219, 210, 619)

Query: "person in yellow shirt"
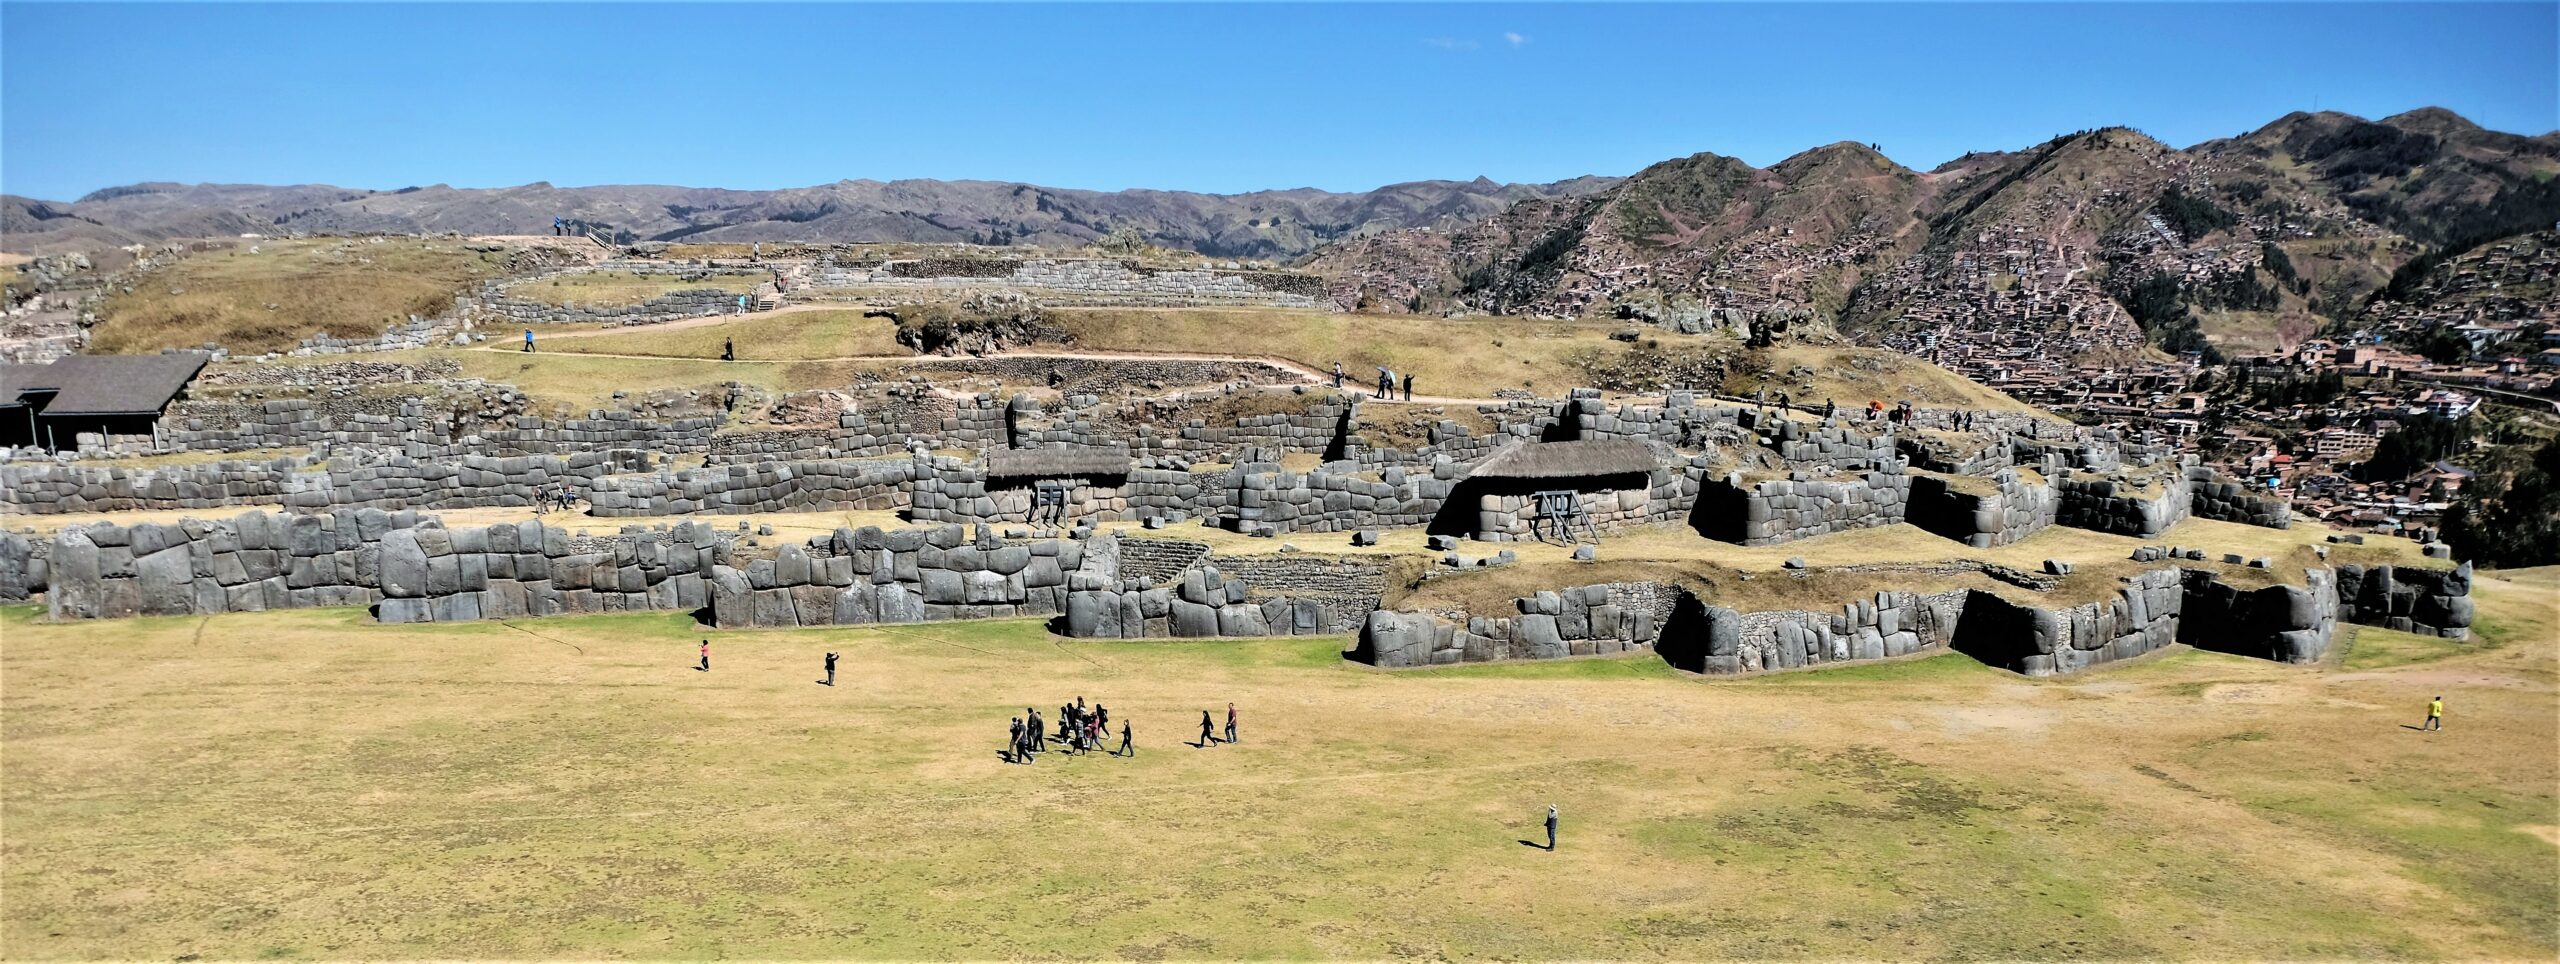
(2424, 696, 2443, 731)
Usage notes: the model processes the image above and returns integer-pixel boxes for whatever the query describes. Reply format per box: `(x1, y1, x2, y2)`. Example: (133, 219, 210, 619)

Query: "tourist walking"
(697, 639, 710, 672)
(721, 337, 735, 362)
(1225, 702, 1238, 744)
(1028, 708, 1045, 752)
(1199, 709, 1218, 746)
(2424, 695, 2444, 731)
(523, 328, 536, 353)
(1376, 367, 1394, 399)
(1544, 804, 1558, 850)
(1117, 720, 1133, 757)
(821, 651, 838, 686)
(1332, 361, 1344, 389)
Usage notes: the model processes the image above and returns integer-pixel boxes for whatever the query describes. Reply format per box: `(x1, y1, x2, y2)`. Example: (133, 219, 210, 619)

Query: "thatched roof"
(9, 352, 210, 415)
(1468, 439, 1659, 480)
(985, 445, 1134, 480)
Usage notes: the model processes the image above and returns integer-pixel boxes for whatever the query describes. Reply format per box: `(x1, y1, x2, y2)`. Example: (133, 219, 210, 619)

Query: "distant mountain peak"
(2384, 106, 2481, 135)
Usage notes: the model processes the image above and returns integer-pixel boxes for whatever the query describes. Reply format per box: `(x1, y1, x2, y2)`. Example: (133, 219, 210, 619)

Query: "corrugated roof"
(28, 352, 210, 416)
(1468, 439, 1660, 479)
(985, 445, 1134, 479)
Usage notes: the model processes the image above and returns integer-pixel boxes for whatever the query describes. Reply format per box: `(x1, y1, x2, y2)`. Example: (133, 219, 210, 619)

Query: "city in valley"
(2, 2, 2553, 961)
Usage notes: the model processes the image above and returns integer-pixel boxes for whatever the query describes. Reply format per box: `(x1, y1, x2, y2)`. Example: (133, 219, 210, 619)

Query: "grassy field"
(513, 270, 769, 308)
(3, 570, 2552, 959)
(540, 309, 908, 360)
(92, 238, 506, 354)
(374, 304, 2046, 416)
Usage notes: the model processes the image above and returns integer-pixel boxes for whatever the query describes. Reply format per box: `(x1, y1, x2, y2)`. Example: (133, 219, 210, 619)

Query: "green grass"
(4, 574, 2554, 959)
(2340, 624, 2474, 670)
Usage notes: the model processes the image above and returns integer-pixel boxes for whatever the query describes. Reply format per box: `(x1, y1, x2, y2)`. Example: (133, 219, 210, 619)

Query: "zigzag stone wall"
(2179, 568, 2340, 664)
(1062, 564, 1336, 639)
(1908, 470, 2059, 549)
(0, 452, 635, 515)
(1695, 463, 1913, 546)
(1356, 581, 1676, 667)
(2336, 562, 2474, 639)
(705, 524, 1107, 629)
(806, 258, 1325, 308)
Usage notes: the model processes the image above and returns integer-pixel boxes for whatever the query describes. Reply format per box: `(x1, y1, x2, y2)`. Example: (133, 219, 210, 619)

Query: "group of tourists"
(1329, 362, 1413, 401)
(1199, 702, 1237, 747)
(1005, 697, 1130, 763)
(533, 484, 578, 515)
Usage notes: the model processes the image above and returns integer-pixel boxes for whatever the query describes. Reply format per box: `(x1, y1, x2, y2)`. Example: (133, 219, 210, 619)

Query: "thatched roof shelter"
(1467, 439, 1659, 480)
(984, 445, 1134, 480)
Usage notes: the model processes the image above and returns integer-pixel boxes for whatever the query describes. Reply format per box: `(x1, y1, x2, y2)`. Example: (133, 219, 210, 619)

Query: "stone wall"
(1470, 468, 1700, 542)
(147, 396, 721, 459)
(0, 531, 43, 601)
(805, 258, 1325, 308)
(2335, 562, 2474, 639)
(37, 510, 735, 623)
(1949, 569, 2185, 676)
(2187, 469, 2292, 529)
(476, 277, 753, 327)
(1, 451, 632, 515)
(2179, 567, 2340, 664)
(374, 520, 729, 623)
(1694, 464, 1913, 546)
(1354, 581, 1674, 667)
(1209, 460, 1455, 535)
(705, 524, 1107, 629)
(1061, 564, 1335, 639)
(2051, 464, 2193, 537)
(1907, 470, 2058, 548)
(585, 457, 924, 516)
(1665, 589, 1969, 674)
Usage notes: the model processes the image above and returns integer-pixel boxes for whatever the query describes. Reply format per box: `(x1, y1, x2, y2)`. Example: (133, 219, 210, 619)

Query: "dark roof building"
(0, 351, 211, 450)
(21, 353, 211, 415)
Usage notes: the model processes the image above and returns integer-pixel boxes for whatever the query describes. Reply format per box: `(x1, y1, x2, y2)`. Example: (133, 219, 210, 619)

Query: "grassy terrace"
(92, 238, 506, 354)
(2, 565, 2551, 958)
(511, 269, 770, 307)
(263, 302, 2054, 413)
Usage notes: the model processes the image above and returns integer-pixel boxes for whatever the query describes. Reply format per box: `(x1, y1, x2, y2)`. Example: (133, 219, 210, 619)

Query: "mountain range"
(1311, 108, 2559, 357)
(0, 175, 1619, 261)
(8, 107, 2553, 359)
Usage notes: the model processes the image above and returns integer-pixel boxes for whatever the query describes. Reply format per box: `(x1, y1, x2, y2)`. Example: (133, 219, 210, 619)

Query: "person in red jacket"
(697, 640, 709, 672)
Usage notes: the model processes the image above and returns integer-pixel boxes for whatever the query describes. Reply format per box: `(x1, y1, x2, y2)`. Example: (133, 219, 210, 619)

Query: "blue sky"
(3, 2, 2552, 201)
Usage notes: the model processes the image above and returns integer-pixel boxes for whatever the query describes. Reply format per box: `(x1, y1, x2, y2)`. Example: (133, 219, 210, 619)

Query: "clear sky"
(2, 2, 2552, 201)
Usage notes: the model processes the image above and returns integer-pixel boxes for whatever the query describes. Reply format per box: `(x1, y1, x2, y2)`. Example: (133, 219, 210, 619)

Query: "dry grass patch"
(92, 238, 505, 353)
(3, 575, 2553, 958)
(545, 310, 907, 360)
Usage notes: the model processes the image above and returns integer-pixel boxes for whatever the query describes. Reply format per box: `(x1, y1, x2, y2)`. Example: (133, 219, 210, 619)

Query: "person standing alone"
(1544, 805, 1558, 850)
(2425, 695, 2444, 731)
(821, 651, 838, 686)
(1225, 702, 1238, 744)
